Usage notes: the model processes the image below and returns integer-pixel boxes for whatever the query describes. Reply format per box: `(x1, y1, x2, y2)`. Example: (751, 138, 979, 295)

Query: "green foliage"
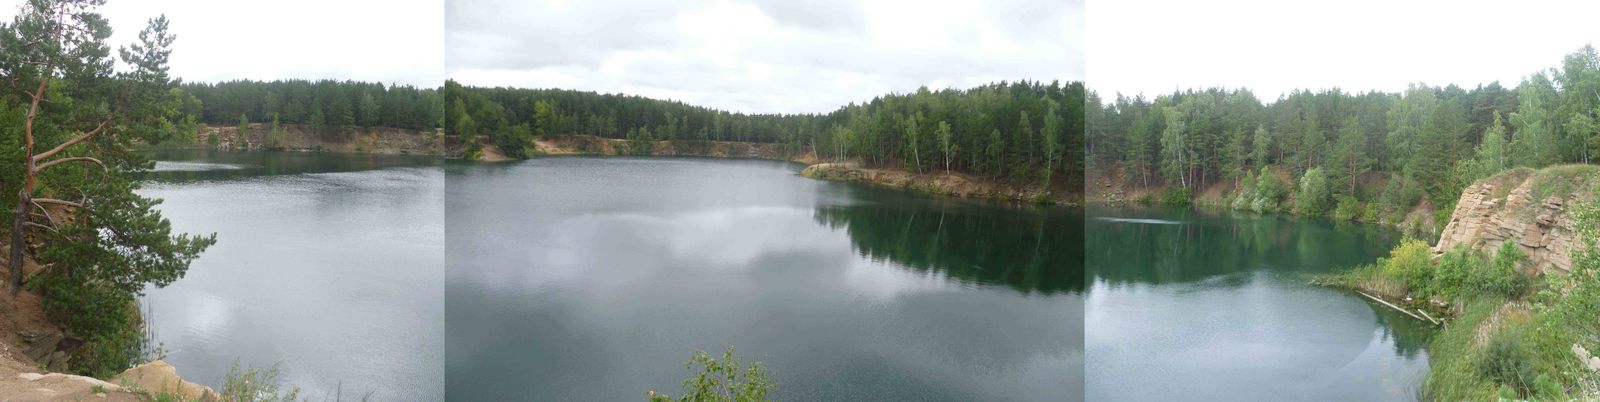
(1324, 191, 1600, 401)
(1331, 195, 1363, 221)
(1160, 186, 1190, 206)
(533, 99, 560, 139)
(1091, 45, 1600, 212)
(217, 361, 301, 402)
(180, 80, 439, 131)
(2, 0, 215, 377)
(627, 126, 654, 156)
(648, 347, 775, 402)
(1422, 296, 1504, 401)
(1295, 167, 1330, 215)
(446, 80, 1084, 190)
(1475, 325, 1538, 397)
(1431, 245, 1527, 300)
(237, 113, 249, 145)
(1377, 173, 1422, 215)
(1230, 167, 1287, 213)
(1383, 239, 1435, 295)
(492, 123, 533, 159)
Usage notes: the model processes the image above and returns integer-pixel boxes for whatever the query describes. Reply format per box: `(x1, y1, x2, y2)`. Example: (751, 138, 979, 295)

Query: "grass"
(1422, 296, 1506, 401)
(1318, 185, 1600, 401)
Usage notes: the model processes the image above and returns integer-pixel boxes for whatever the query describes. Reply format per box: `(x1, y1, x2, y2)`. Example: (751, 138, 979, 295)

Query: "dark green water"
(139, 149, 444, 400)
(1085, 206, 1432, 401)
(445, 157, 1083, 401)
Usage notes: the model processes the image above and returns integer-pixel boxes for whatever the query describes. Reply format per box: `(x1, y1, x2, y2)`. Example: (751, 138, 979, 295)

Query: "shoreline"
(506, 135, 1079, 206)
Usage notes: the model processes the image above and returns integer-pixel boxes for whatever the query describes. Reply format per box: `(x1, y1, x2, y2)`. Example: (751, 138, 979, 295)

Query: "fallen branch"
(1354, 289, 1432, 323)
(1416, 308, 1440, 326)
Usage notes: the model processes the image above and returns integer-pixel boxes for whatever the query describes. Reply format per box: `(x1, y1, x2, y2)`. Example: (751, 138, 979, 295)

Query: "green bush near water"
(1326, 192, 1600, 400)
(1229, 167, 1287, 213)
(648, 347, 775, 402)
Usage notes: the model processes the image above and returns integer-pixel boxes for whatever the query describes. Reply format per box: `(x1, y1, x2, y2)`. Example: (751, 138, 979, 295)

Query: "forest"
(446, 80, 1084, 190)
(1088, 45, 1600, 225)
(177, 79, 443, 132)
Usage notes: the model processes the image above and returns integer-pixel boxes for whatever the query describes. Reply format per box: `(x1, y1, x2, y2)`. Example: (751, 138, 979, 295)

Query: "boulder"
(111, 360, 217, 401)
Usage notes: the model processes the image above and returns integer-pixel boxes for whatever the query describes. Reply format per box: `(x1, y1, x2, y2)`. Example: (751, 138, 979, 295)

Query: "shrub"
(1378, 173, 1421, 213)
(218, 361, 301, 402)
(1296, 167, 1330, 215)
(1228, 167, 1289, 213)
(1160, 186, 1191, 206)
(1331, 195, 1363, 221)
(1383, 239, 1434, 295)
(1475, 327, 1537, 397)
(649, 347, 775, 402)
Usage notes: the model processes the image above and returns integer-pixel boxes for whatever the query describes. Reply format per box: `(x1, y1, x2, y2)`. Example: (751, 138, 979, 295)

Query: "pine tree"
(2, 1, 215, 375)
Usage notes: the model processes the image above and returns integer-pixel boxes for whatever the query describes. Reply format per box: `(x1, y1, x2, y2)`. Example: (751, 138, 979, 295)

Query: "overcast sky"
(1, 0, 443, 87)
(1088, 0, 1600, 102)
(447, 0, 1084, 115)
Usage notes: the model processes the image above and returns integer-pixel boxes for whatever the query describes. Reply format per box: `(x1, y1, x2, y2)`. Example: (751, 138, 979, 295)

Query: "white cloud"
(1087, 0, 1600, 100)
(448, 0, 1084, 114)
(1, 0, 444, 87)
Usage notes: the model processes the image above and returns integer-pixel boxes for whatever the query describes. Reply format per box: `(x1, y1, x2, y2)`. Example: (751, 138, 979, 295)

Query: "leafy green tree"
(533, 100, 560, 138)
(937, 120, 953, 173)
(1160, 106, 1188, 190)
(1250, 124, 1271, 168)
(309, 105, 326, 138)
(1511, 73, 1560, 167)
(237, 113, 249, 145)
(267, 112, 286, 148)
(903, 112, 922, 174)
(647, 347, 775, 402)
(1041, 105, 1061, 186)
(0, 1, 215, 375)
(357, 92, 379, 130)
(1332, 116, 1371, 195)
(1477, 112, 1510, 176)
(1297, 167, 1330, 215)
(987, 129, 1004, 178)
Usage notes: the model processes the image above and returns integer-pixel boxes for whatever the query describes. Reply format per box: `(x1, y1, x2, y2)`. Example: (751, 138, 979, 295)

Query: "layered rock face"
(1435, 178, 1578, 275)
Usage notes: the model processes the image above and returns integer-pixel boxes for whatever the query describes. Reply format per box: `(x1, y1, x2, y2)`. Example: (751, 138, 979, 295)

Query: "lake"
(445, 157, 1083, 401)
(139, 149, 444, 400)
(1084, 206, 1431, 401)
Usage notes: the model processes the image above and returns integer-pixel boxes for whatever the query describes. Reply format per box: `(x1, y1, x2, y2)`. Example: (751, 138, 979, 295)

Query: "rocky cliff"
(196, 123, 445, 155)
(1434, 166, 1599, 275)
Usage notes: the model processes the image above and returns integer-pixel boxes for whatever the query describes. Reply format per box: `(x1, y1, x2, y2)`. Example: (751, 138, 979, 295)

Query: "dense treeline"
(178, 79, 443, 132)
(1089, 45, 1600, 222)
(446, 80, 1084, 189)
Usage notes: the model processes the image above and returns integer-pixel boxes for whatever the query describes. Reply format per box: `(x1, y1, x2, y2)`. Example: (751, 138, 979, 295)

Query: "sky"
(0, 0, 444, 87)
(447, 0, 1085, 115)
(1088, 0, 1600, 102)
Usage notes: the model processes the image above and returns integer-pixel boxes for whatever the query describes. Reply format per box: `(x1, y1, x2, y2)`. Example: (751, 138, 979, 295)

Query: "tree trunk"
(8, 191, 28, 295)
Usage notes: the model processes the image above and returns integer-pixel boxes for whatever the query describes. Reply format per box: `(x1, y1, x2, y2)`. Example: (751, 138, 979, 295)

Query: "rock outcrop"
(0, 358, 215, 401)
(1435, 171, 1588, 275)
(111, 360, 218, 401)
(198, 123, 445, 155)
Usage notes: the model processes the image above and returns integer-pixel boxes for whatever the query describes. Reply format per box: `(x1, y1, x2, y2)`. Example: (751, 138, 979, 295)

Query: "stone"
(111, 360, 216, 401)
(20, 332, 62, 364)
(44, 351, 67, 373)
(1435, 178, 1578, 275)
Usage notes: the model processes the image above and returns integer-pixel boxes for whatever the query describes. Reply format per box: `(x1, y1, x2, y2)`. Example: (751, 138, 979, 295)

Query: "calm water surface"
(1085, 206, 1431, 401)
(446, 157, 1082, 401)
(139, 149, 444, 400)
